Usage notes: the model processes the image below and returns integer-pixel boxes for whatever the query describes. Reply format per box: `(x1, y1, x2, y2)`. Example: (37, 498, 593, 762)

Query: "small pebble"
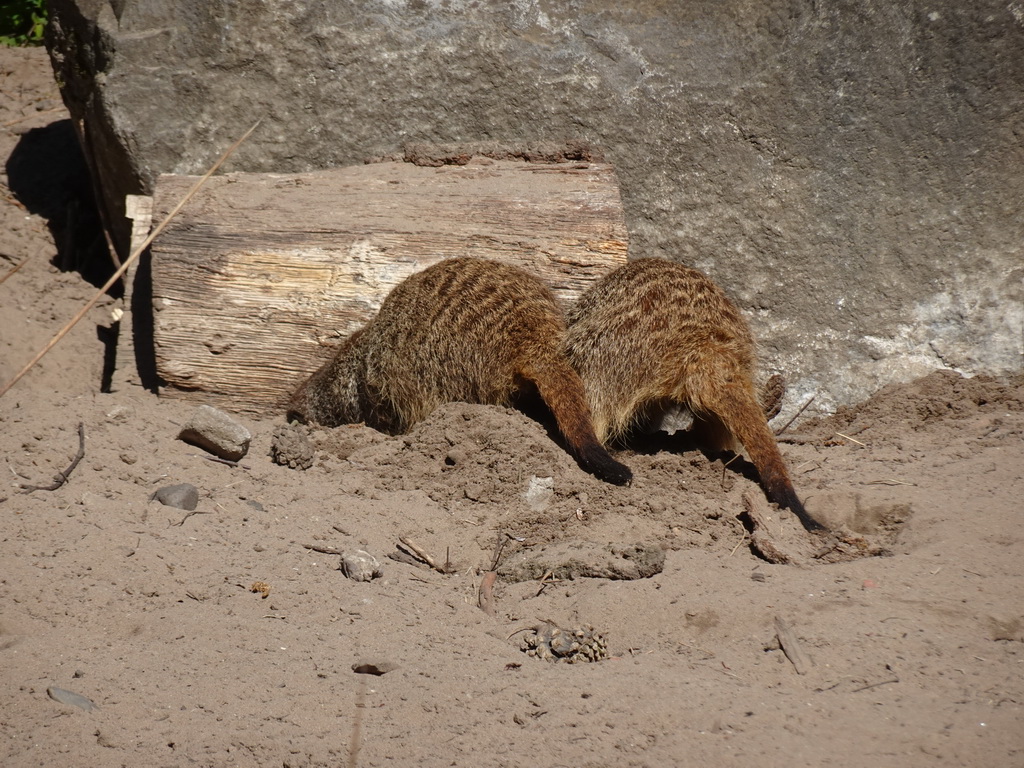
(47, 686, 97, 712)
(152, 483, 199, 511)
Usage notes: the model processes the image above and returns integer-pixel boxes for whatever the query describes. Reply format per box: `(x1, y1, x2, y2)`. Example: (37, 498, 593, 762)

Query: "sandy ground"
(2, 46, 1023, 768)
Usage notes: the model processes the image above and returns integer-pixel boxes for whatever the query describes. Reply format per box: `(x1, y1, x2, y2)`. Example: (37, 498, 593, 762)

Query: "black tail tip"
(774, 488, 826, 532)
(600, 461, 634, 487)
(579, 449, 633, 486)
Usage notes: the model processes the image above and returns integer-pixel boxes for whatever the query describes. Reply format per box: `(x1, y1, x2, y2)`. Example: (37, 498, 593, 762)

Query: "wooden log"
(150, 158, 629, 416)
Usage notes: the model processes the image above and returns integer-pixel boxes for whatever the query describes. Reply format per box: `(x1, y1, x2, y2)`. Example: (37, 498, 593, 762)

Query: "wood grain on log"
(150, 159, 628, 415)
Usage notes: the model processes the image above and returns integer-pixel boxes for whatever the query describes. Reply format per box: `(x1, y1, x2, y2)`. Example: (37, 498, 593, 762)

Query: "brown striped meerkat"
(288, 256, 632, 486)
(563, 257, 819, 528)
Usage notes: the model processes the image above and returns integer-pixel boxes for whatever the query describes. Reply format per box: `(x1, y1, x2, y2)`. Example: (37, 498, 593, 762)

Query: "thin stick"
(2, 107, 65, 128)
(678, 641, 717, 658)
(303, 543, 342, 556)
(397, 536, 452, 574)
(489, 531, 511, 572)
(506, 626, 535, 641)
(0, 251, 35, 286)
(195, 454, 250, 470)
(0, 120, 261, 401)
(170, 509, 209, 527)
(728, 532, 748, 557)
(851, 675, 899, 693)
(721, 453, 739, 488)
(775, 394, 816, 436)
(836, 432, 867, 447)
(477, 532, 511, 616)
(534, 569, 559, 597)
(21, 423, 85, 492)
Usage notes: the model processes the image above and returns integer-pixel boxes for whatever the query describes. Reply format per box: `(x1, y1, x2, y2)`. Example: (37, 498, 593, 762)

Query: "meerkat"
(288, 257, 632, 486)
(563, 257, 820, 529)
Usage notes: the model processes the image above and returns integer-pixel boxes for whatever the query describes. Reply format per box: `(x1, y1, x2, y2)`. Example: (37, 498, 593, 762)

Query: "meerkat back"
(564, 257, 817, 526)
(289, 257, 632, 486)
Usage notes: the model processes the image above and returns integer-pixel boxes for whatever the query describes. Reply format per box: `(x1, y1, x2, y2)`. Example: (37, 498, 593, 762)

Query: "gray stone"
(340, 550, 383, 582)
(45, 1, 1024, 415)
(152, 482, 199, 511)
(47, 686, 98, 712)
(177, 404, 251, 461)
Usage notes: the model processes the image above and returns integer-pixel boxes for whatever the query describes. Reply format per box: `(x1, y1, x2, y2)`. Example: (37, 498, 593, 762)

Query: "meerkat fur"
(564, 257, 819, 527)
(289, 257, 632, 486)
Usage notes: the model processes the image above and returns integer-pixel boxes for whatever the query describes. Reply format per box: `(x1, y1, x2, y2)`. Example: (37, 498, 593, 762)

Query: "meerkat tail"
(713, 386, 822, 531)
(524, 358, 633, 486)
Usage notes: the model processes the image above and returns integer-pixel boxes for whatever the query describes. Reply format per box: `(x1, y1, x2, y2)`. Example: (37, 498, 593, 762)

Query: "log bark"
(149, 158, 628, 415)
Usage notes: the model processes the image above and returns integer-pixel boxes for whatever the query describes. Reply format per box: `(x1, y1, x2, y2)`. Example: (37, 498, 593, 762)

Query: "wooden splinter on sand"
(147, 156, 629, 416)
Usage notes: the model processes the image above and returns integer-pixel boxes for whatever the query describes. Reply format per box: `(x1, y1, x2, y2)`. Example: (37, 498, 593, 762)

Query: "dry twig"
(20, 423, 85, 493)
(729, 532, 748, 557)
(851, 665, 899, 692)
(303, 543, 343, 556)
(835, 432, 867, 447)
(0, 251, 35, 285)
(477, 532, 513, 617)
(171, 509, 209, 527)
(397, 536, 452, 574)
(535, 569, 563, 597)
(2, 107, 65, 128)
(774, 394, 816, 436)
(398, 536, 436, 567)
(192, 453, 249, 469)
(720, 453, 740, 488)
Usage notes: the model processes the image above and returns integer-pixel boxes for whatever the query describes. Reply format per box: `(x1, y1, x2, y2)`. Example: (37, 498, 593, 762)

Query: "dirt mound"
(796, 369, 1024, 444)
(304, 399, 909, 569)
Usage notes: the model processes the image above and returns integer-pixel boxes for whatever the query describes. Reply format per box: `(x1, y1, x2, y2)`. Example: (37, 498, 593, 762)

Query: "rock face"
(45, 1, 1023, 416)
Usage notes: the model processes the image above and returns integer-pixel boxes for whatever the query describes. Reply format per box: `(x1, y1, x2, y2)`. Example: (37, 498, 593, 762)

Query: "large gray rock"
(45, 1, 1023, 417)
